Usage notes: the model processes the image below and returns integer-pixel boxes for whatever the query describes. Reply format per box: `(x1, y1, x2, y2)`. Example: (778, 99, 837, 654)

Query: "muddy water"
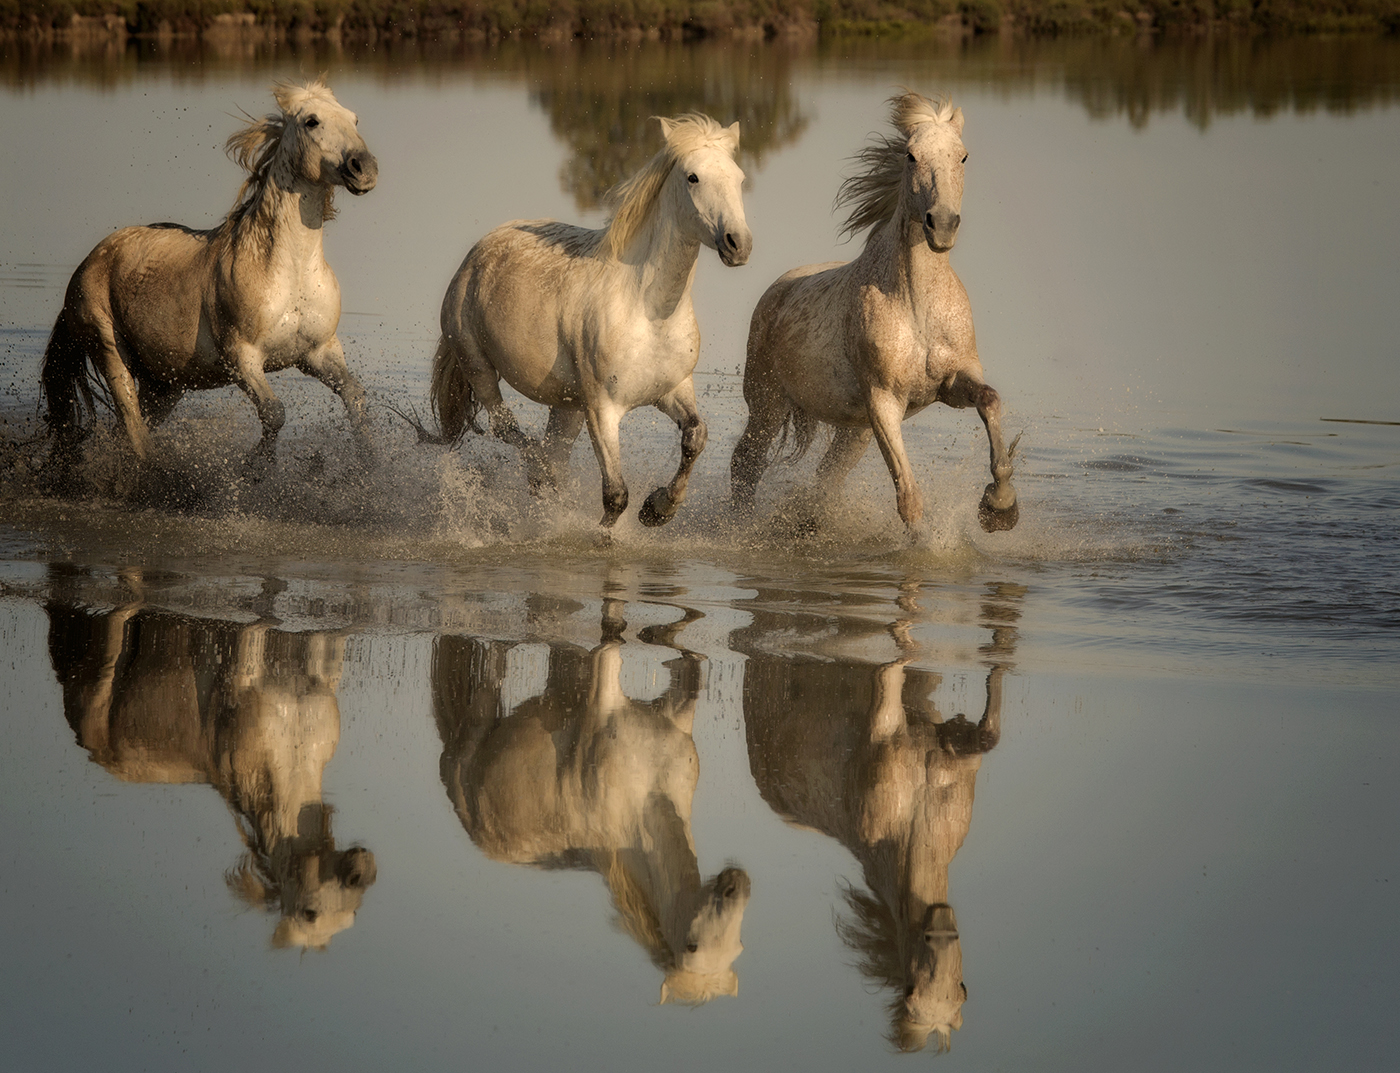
(1, 36, 1398, 1072)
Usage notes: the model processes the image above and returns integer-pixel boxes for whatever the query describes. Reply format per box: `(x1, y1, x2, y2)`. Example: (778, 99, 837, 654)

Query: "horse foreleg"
(299, 336, 372, 462)
(232, 345, 285, 478)
(540, 406, 585, 492)
(867, 386, 923, 528)
(639, 380, 706, 528)
(943, 372, 1019, 532)
(583, 402, 628, 528)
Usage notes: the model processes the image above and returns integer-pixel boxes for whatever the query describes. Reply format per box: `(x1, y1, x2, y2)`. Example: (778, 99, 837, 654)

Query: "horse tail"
(775, 403, 819, 465)
(39, 306, 105, 447)
(428, 334, 481, 446)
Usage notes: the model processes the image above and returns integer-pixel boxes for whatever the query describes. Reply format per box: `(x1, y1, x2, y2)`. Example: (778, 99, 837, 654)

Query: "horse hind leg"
(138, 379, 185, 428)
(729, 382, 787, 515)
(539, 406, 584, 493)
(443, 333, 550, 489)
(639, 380, 706, 528)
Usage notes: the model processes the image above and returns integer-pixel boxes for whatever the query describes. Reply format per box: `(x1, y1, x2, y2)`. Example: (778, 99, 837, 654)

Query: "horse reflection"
(45, 601, 375, 949)
(432, 623, 749, 1004)
(745, 654, 1003, 1051)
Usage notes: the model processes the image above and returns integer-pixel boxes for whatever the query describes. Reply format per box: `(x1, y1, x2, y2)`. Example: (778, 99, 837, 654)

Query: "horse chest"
(251, 261, 340, 366)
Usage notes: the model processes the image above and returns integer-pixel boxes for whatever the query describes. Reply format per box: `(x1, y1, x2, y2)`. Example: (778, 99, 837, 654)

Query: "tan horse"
(744, 651, 1004, 1051)
(40, 79, 378, 475)
(432, 617, 750, 1003)
(45, 591, 376, 950)
(731, 93, 1019, 533)
(425, 114, 752, 529)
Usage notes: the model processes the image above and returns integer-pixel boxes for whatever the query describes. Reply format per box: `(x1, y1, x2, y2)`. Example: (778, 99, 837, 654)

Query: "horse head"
(659, 865, 752, 1005)
(272, 78, 378, 196)
(658, 114, 752, 267)
(894, 93, 966, 253)
(894, 901, 966, 1053)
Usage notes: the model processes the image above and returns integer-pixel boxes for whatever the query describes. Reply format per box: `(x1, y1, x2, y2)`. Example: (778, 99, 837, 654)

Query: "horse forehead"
(284, 86, 349, 118)
(909, 122, 963, 158)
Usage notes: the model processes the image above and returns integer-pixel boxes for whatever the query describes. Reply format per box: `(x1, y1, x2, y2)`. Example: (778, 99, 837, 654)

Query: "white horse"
(432, 622, 750, 1003)
(426, 114, 752, 529)
(45, 589, 376, 950)
(731, 93, 1019, 533)
(40, 78, 378, 475)
(743, 648, 1004, 1052)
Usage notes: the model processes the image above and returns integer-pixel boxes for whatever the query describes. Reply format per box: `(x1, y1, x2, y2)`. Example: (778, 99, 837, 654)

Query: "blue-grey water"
(1, 35, 1397, 1072)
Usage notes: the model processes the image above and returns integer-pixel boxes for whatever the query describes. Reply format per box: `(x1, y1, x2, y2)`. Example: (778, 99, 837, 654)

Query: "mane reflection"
(44, 572, 375, 950)
(431, 599, 750, 1005)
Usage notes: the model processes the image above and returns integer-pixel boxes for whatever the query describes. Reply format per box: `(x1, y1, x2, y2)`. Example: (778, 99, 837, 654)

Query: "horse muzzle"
(716, 225, 752, 267)
(924, 210, 960, 253)
(340, 150, 379, 195)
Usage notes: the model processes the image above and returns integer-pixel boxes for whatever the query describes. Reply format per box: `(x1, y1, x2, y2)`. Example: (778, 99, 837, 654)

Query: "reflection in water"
(44, 573, 376, 950)
(739, 580, 1021, 1051)
(526, 43, 808, 208)
(432, 599, 750, 1005)
(4, 34, 1396, 135)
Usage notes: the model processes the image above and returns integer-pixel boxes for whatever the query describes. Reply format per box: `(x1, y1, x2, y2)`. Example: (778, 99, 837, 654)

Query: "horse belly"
(100, 230, 209, 382)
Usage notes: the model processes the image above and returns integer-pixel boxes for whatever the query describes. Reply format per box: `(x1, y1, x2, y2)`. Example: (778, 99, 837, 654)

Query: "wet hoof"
(638, 487, 676, 528)
(978, 490, 1020, 533)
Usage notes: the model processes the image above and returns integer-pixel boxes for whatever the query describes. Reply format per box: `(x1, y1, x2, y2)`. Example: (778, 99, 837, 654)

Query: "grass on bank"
(3, 0, 1399, 39)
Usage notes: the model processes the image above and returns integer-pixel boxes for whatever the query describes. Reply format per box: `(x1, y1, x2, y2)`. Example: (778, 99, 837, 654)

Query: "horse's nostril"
(348, 156, 363, 175)
(724, 232, 737, 250)
(303, 910, 318, 923)
(950, 214, 961, 230)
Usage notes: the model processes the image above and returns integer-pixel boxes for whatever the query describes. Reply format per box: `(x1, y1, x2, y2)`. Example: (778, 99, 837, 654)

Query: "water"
(1, 34, 1397, 1072)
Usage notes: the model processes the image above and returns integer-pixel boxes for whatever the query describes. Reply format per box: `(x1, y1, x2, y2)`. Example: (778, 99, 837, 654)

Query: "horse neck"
(615, 183, 701, 321)
(234, 154, 329, 268)
(631, 788, 704, 948)
(867, 211, 949, 300)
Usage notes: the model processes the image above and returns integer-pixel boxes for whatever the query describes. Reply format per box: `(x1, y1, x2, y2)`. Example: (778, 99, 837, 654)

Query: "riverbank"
(3, 0, 1398, 42)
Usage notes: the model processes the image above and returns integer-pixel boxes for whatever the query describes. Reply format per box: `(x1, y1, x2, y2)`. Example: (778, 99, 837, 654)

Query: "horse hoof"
(638, 488, 676, 528)
(978, 496, 1019, 533)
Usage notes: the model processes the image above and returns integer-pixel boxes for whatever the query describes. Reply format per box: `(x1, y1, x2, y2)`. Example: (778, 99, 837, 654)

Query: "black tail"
(39, 307, 105, 447)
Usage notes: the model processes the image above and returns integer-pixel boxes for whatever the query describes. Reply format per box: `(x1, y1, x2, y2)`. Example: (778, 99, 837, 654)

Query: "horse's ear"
(657, 116, 677, 142)
(950, 107, 965, 134)
(725, 121, 741, 151)
(722, 969, 739, 997)
(659, 980, 672, 1005)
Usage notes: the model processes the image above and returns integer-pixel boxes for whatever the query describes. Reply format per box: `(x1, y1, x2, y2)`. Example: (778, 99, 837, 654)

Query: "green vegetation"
(2, 0, 1398, 38)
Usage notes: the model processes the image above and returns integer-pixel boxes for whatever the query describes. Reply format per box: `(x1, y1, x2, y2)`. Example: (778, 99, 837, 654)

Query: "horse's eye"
(303, 909, 318, 923)
(686, 942, 699, 953)
(907, 152, 916, 163)
(961, 153, 968, 164)
(305, 115, 320, 129)
(687, 173, 699, 184)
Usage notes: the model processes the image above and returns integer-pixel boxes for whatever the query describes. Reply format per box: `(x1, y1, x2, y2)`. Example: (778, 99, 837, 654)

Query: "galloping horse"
(40, 79, 378, 473)
(45, 587, 376, 950)
(432, 616, 751, 1004)
(731, 93, 1019, 533)
(428, 114, 752, 529)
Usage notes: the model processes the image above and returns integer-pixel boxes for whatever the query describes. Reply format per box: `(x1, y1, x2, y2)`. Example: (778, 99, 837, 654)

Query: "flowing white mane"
(836, 91, 961, 240)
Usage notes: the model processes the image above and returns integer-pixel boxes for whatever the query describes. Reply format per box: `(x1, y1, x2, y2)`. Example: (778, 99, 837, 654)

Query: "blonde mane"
(222, 77, 337, 237)
(835, 881, 953, 1053)
(600, 113, 737, 261)
(835, 92, 960, 241)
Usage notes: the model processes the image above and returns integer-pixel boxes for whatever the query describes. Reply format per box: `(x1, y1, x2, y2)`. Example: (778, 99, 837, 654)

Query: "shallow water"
(1, 35, 1398, 1072)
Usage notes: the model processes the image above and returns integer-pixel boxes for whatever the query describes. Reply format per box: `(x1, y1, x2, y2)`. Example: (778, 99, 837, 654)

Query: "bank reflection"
(45, 579, 376, 950)
(738, 579, 1022, 1052)
(432, 599, 750, 1005)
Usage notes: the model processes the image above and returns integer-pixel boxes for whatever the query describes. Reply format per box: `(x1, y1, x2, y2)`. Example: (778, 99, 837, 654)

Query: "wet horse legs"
(639, 379, 707, 528)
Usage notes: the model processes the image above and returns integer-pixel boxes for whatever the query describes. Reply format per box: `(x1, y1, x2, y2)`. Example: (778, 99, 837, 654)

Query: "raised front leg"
(867, 386, 923, 528)
(639, 379, 707, 528)
(299, 335, 373, 463)
(583, 401, 628, 529)
(943, 372, 1019, 532)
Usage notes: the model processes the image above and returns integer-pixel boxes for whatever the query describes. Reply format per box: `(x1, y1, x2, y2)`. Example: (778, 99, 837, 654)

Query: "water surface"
(1, 35, 1397, 1072)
